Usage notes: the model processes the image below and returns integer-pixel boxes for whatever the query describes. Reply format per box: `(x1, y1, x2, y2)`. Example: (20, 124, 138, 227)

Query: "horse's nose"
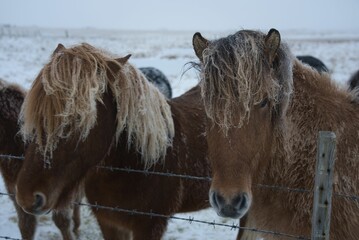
(32, 192, 47, 213)
(210, 190, 250, 219)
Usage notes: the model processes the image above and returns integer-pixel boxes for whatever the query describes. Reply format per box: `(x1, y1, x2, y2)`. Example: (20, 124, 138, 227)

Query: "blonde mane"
(20, 43, 174, 168)
(200, 30, 293, 131)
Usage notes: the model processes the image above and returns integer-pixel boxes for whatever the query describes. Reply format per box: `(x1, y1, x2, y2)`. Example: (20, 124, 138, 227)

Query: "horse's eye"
(259, 98, 269, 108)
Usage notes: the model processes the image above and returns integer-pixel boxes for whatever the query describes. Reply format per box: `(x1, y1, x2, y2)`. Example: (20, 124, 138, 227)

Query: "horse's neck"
(106, 85, 207, 173)
(169, 86, 205, 139)
(167, 86, 209, 177)
(113, 134, 144, 169)
(169, 86, 205, 142)
(170, 86, 202, 107)
(254, 63, 359, 226)
(92, 84, 208, 180)
(266, 62, 354, 186)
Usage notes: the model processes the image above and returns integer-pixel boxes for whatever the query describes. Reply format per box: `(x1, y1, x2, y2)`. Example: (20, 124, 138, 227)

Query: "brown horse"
(0, 79, 82, 240)
(15, 43, 212, 239)
(193, 29, 359, 239)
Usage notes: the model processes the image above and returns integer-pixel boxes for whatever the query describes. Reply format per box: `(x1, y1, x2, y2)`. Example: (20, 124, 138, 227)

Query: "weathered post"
(311, 131, 336, 240)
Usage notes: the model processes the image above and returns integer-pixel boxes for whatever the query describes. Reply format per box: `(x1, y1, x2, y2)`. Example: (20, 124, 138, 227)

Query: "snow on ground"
(0, 26, 359, 239)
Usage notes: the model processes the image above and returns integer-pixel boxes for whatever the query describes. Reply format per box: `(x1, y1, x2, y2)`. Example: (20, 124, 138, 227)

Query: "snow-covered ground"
(1, 26, 359, 239)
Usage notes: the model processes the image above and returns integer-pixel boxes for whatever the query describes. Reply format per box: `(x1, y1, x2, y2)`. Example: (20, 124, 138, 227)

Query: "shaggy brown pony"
(0, 79, 81, 239)
(15, 43, 212, 240)
(193, 29, 359, 239)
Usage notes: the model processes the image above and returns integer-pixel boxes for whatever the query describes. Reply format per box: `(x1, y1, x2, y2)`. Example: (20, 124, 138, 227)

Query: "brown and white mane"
(20, 43, 174, 168)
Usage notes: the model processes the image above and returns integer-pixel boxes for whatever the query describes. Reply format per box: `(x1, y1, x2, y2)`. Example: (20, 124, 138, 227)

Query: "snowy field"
(1, 26, 359, 239)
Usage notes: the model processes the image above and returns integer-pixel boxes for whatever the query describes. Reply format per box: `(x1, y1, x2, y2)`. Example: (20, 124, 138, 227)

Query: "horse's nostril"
(33, 192, 46, 211)
(210, 190, 226, 208)
(232, 192, 249, 211)
(214, 192, 225, 206)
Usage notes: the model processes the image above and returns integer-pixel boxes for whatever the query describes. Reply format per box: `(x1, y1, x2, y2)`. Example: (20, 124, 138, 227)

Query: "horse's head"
(16, 43, 174, 215)
(193, 29, 294, 218)
(15, 43, 129, 215)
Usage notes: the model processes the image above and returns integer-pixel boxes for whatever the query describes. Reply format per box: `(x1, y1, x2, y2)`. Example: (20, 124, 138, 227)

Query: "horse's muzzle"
(209, 190, 250, 219)
(21, 192, 51, 215)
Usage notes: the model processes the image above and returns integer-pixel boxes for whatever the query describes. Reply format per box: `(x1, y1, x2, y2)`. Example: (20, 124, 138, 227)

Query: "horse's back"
(296, 55, 329, 73)
(139, 67, 172, 99)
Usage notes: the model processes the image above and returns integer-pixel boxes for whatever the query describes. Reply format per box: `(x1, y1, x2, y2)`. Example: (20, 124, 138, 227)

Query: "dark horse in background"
(140, 67, 172, 99)
(15, 43, 214, 240)
(193, 28, 359, 239)
(0, 67, 173, 239)
(296, 55, 329, 73)
(348, 69, 359, 91)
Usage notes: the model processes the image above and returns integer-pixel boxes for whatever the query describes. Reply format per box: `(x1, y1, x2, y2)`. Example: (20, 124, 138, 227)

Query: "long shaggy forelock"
(20, 43, 174, 167)
(20, 43, 110, 158)
(110, 64, 174, 169)
(200, 30, 293, 131)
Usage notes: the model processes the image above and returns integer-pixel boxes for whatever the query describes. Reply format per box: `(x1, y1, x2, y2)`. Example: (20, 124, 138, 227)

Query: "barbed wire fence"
(2, 154, 357, 200)
(0, 133, 357, 239)
(0, 190, 310, 240)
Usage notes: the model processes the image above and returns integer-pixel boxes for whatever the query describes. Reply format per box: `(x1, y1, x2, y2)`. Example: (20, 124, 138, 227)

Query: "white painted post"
(311, 131, 336, 240)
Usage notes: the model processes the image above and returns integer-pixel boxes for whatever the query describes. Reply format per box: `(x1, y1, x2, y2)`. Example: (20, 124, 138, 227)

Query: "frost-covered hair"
(200, 30, 294, 131)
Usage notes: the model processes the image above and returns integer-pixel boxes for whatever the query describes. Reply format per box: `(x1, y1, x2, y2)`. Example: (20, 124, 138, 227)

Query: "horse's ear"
(264, 29, 281, 66)
(107, 54, 132, 74)
(192, 32, 209, 62)
(53, 43, 66, 54)
(115, 54, 132, 65)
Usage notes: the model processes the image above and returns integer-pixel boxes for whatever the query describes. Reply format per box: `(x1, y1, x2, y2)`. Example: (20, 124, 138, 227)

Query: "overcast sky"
(1, 0, 358, 32)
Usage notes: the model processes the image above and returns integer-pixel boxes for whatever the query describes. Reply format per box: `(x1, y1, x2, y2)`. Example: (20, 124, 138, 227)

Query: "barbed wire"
(1, 153, 359, 202)
(76, 201, 309, 239)
(0, 236, 22, 240)
(0, 155, 24, 160)
(98, 166, 317, 195)
(333, 192, 359, 202)
(0, 192, 14, 197)
(97, 165, 212, 181)
(254, 184, 311, 194)
(0, 190, 309, 239)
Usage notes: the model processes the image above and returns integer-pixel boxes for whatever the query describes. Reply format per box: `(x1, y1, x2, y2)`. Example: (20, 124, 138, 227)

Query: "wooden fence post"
(311, 131, 336, 240)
